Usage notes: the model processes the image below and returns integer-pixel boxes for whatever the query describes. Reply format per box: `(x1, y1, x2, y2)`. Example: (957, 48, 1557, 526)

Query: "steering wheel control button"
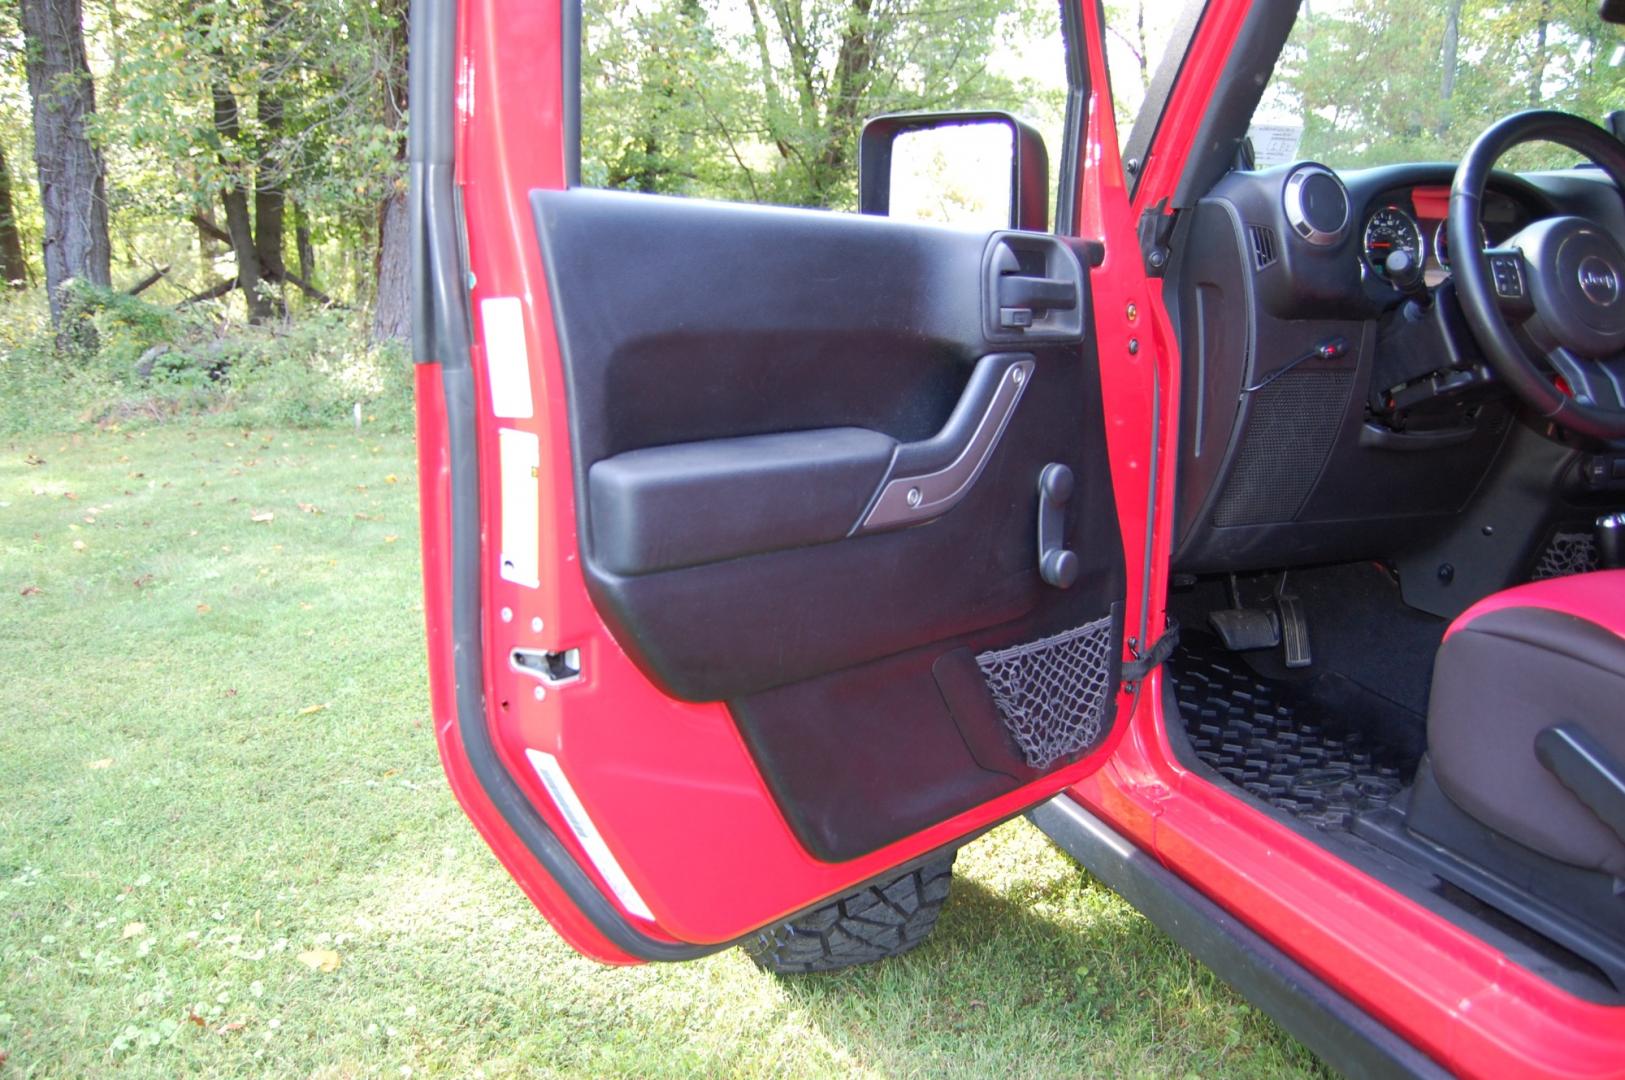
(1489, 252, 1525, 298)
(1283, 164, 1349, 247)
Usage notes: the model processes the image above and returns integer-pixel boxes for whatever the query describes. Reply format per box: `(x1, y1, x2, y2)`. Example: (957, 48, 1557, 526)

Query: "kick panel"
(535, 189, 1125, 860)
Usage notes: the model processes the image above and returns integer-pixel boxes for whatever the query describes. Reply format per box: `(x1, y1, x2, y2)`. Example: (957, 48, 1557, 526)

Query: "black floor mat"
(1168, 633, 1426, 830)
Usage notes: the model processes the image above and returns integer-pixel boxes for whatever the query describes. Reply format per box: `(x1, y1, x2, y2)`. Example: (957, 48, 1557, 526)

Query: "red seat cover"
(1446, 569, 1625, 640)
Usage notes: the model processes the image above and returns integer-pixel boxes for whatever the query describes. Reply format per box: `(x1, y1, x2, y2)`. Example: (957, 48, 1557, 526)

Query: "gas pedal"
(1277, 592, 1312, 669)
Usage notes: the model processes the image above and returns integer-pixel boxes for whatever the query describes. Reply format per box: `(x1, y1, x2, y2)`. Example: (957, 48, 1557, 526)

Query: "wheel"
(741, 851, 956, 974)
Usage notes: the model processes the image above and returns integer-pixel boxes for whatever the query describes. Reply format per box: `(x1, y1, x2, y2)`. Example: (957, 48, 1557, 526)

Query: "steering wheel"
(1451, 110, 1625, 442)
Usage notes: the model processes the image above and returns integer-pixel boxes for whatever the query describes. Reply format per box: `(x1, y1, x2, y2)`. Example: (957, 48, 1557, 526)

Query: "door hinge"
(1138, 198, 1179, 278)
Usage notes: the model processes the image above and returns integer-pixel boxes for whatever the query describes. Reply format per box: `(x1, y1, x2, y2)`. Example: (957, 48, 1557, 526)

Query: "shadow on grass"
(766, 871, 1332, 1078)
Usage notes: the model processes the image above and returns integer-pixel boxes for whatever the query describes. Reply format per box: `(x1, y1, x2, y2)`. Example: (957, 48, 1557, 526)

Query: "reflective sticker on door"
(481, 297, 534, 419)
(525, 748, 655, 921)
(497, 428, 540, 588)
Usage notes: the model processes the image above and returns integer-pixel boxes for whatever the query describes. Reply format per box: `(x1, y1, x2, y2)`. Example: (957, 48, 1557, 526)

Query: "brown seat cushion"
(1428, 604, 1625, 877)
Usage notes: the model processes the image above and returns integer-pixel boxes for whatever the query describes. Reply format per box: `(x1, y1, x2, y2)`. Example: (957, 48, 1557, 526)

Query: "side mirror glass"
(859, 111, 1049, 233)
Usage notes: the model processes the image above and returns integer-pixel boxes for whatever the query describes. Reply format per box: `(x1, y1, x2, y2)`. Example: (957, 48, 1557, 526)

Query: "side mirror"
(859, 111, 1050, 233)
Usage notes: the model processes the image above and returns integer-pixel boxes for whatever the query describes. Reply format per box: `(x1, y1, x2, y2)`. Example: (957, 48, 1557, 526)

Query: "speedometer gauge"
(1433, 219, 1488, 271)
(1364, 206, 1423, 279)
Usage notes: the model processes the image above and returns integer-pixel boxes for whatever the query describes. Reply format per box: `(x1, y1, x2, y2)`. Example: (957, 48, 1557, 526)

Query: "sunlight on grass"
(0, 426, 1324, 1078)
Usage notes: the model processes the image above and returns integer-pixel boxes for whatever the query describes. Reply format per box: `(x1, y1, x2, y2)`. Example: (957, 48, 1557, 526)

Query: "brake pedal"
(1208, 607, 1281, 651)
(1276, 591, 1312, 669)
(1208, 575, 1281, 651)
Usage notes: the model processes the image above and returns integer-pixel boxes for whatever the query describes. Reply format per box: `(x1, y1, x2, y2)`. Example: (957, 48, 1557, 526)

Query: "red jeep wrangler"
(410, 0, 1625, 1074)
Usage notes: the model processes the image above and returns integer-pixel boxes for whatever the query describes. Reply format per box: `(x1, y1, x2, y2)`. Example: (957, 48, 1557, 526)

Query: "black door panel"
(534, 189, 1125, 859)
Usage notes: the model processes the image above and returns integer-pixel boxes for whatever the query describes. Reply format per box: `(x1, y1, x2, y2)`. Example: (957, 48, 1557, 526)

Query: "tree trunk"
(210, 82, 273, 322)
(20, 0, 112, 347)
(254, 0, 288, 315)
(811, 0, 875, 205)
(292, 200, 315, 283)
(1135, 2, 1149, 90)
(1436, 0, 1463, 136)
(371, 0, 410, 341)
(196, 208, 223, 279)
(253, 89, 286, 314)
(0, 145, 29, 288)
(371, 188, 410, 341)
(1531, 0, 1551, 107)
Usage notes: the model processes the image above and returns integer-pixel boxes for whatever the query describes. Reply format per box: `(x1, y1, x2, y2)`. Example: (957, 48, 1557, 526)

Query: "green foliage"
(1263, 0, 1625, 169)
(0, 290, 412, 437)
(582, 0, 1066, 209)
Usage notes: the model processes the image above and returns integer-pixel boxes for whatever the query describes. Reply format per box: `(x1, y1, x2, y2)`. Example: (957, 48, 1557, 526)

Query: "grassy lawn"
(0, 425, 1324, 1078)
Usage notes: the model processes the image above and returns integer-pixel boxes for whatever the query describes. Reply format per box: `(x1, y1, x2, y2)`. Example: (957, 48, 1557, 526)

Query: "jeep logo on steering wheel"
(1578, 255, 1621, 306)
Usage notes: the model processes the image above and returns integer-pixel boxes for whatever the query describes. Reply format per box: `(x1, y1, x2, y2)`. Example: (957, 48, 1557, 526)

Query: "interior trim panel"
(535, 189, 1126, 860)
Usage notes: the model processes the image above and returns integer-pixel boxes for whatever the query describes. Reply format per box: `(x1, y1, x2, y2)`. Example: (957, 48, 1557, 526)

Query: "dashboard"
(1359, 185, 1529, 289)
(1167, 159, 1624, 574)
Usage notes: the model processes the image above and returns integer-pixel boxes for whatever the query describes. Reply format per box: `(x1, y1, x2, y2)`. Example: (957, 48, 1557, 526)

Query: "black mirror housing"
(859, 111, 1050, 233)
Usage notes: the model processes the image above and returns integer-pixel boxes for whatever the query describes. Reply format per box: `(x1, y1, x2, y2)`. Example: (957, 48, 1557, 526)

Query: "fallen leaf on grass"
(250, 511, 275, 523)
(23, 453, 44, 466)
(216, 1021, 245, 1035)
(63, 491, 78, 501)
(188, 1012, 206, 1027)
(19, 585, 41, 597)
(297, 703, 328, 716)
(296, 502, 321, 514)
(196, 603, 212, 614)
(122, 922, 147, 939)
(296, 948, 341, 972)
(385, 474, 398, 484)
(72, 540, 86, 551)
(383, 535, 398, 544)
(87, 758, 113, 770)
(132, 574, 154, 589)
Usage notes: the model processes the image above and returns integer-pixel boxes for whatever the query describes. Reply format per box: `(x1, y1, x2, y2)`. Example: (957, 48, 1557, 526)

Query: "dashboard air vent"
(1250, 226, 1278, 270)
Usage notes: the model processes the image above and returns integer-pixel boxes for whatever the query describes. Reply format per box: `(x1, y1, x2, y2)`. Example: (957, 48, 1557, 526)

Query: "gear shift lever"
(1598, 512, 1625, 571)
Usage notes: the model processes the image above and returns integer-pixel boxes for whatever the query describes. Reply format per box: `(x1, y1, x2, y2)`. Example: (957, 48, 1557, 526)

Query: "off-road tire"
(741, 851, 956, 974)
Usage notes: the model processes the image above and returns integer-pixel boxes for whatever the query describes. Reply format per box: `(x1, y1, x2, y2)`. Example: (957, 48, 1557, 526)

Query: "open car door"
(411, 0, 1163, 963)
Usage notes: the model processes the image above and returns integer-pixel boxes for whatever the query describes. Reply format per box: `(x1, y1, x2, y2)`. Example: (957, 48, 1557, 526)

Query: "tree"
(20, 0, 110, 346)
(1265, 0, 1623, 170)
(583, 0, 1059, 210)
(0, 143, 28, 287)
(370, 0, 409, 342)
(99, 0, 395, 318)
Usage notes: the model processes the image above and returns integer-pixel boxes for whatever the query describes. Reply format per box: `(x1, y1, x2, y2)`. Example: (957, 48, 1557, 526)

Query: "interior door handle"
(997, 275, 1077, 311)
(857, 353, 1035, 532)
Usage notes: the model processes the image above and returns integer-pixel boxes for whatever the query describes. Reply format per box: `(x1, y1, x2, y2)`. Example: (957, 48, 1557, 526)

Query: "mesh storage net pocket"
(1532, 531, 1598, 580)
(976, 614, 1115, 770)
